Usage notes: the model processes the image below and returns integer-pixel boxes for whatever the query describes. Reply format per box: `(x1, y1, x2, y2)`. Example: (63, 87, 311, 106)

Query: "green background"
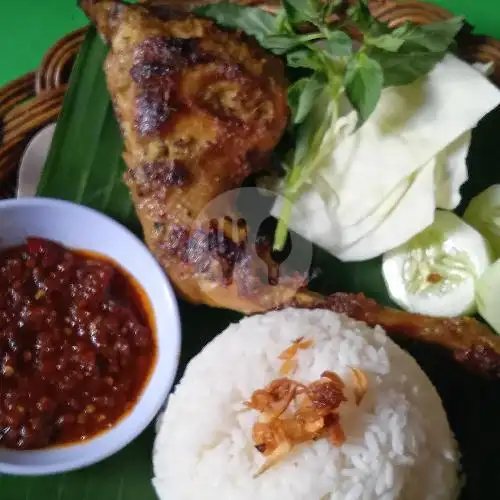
(1, 0, 500, 87)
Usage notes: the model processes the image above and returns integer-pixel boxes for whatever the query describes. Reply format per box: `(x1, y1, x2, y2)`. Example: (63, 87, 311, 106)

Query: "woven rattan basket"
(1, 0, 500, 201)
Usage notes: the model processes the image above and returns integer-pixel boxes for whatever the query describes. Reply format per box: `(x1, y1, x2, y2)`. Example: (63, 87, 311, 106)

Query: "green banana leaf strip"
(37, 27, 140, 235)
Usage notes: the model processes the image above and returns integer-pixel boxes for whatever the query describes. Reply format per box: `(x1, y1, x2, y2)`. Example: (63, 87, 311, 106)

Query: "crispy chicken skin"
(81, 0, 500, 379)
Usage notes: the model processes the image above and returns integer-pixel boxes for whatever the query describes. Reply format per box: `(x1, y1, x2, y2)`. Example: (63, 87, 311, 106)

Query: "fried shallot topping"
(350, 367, 369, 406)
(278, 337, 314, 375)
(246, 368, 367, 477)
(278, 337, 315, 360)
(279, 358, 298, 376)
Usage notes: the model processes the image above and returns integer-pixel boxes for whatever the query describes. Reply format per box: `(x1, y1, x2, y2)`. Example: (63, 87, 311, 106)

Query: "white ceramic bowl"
(0, 197, 181, 476)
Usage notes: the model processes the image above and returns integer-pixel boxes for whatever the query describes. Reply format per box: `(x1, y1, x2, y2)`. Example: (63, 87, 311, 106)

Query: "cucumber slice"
(476, 259, 500, 334)
(463, 184, 500, 259)
(382, 210, 493, 317)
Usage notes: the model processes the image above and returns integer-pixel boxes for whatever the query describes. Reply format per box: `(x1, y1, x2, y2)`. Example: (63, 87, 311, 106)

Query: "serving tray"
(1, 1, 500, 500)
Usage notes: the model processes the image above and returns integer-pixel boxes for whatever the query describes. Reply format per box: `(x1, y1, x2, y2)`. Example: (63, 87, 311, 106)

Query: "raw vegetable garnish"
(196, 0, 464, 250)
(382, 211, 492, 318)
(476, 258, 500, 335)
(402, 227, 477, 295)
(464, 184, 500, 259)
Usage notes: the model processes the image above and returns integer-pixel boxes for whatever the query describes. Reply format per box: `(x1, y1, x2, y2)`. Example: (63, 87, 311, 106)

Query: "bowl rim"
(0, 197, 182, 476)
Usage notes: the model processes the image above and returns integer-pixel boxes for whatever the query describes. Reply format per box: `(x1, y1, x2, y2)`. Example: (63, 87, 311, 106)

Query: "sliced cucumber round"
(476, 259, 500, 334)
(463, 184, 500, 259)
(382, 210, 493, 317)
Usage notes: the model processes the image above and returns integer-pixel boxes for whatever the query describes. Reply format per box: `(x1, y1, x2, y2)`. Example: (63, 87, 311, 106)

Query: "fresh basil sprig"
(196, 2, 278, 42)
(196, 0, 464, 250)
(345, 52, 383, 127)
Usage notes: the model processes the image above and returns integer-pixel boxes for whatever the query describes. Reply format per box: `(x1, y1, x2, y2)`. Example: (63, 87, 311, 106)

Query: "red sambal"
(0, 237, 156, 450)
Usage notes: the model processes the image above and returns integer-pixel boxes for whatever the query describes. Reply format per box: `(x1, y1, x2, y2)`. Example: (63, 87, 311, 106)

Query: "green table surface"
(1, 0, 500, 88)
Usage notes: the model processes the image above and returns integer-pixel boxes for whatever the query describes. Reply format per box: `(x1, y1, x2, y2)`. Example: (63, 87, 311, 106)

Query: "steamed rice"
(153, 308, 459, 500)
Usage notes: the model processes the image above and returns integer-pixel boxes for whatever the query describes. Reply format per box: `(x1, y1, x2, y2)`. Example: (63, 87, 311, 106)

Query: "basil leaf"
(282, 0, 321, 26)
(324, 30, 353, 57)
(287, 47, 324, 71)
(368, 48, 445, 86)
(288, 73, 326, 124)
(364, 33, 404, 52)
(394, 17, 464, 53)
(195, 2, 277, 41)
(292, 105, 318, 168)
(291, 87, 335, 174)
(345, 52, 383, 128)
(365, 17, 463, 87)
(348, 0, 463, 57)
(347, 0, 388, 37)
(321, 0, 342, 21)
(288, 78, 308, 121)
(364, 18, 462, 56)
(261, 33, 322, 55)
(275, 8, 294, 34)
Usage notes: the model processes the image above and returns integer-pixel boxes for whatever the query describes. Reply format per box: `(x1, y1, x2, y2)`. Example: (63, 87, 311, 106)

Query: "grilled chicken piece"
(81, 0, 500, 379)
(291, 291, 500, 379)
(80, 0, 305, 312)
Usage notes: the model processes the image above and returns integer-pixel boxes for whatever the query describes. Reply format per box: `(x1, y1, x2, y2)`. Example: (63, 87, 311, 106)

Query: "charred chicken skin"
(81, 0, 500, 379)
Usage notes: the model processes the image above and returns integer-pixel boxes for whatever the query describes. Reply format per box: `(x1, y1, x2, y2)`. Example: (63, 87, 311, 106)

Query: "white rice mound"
(153, 308, 460, 500)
